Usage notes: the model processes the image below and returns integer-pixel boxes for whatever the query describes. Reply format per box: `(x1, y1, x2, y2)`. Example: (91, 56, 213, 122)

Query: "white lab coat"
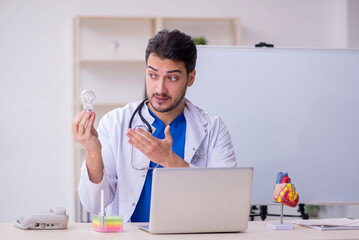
(78, 99, 236, 222)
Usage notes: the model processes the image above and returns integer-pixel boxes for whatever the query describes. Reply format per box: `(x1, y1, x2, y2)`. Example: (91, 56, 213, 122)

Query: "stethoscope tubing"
(128, 98, 158, 170)
(128, 98, 153, 134)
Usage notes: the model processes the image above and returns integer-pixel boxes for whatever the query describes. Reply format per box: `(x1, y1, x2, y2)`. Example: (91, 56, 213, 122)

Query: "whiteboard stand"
(250, 204, 309, 221)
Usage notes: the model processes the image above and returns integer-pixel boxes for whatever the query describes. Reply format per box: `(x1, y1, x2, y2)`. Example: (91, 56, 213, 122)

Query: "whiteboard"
(187, 46, 359, 204)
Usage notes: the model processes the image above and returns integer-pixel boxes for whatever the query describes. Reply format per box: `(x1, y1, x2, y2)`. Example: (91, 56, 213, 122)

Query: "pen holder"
(92, 215, 123, 233)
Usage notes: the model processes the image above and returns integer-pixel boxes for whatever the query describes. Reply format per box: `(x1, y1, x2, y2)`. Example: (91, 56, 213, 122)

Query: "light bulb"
(80, 89, 96, 111)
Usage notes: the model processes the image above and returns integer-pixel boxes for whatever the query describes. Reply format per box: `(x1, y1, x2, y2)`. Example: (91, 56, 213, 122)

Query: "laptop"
(140, 167, 253, 234)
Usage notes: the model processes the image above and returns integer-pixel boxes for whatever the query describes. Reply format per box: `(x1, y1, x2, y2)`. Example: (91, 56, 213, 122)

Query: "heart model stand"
(267, 172, 299, 230)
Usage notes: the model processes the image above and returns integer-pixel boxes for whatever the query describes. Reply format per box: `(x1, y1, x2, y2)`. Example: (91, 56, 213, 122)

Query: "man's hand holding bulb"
(72, 89, 104, 184)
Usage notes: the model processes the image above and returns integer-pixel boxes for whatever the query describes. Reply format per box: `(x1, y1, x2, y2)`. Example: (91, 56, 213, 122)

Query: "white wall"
(0, 0, 356, 222)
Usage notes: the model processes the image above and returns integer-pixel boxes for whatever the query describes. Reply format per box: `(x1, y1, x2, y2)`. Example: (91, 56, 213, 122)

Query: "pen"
(100, 189, 105, 232)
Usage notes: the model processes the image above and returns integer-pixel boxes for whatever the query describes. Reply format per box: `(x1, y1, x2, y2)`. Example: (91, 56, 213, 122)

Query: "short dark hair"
(145, 29, 197, 75)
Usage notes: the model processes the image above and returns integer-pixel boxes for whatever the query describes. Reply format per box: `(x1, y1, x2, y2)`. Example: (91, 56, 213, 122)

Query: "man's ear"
(187, 70, 196, 87)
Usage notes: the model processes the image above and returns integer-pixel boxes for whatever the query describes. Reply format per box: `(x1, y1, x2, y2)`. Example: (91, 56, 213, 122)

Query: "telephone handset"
(14, 207, 69, 230)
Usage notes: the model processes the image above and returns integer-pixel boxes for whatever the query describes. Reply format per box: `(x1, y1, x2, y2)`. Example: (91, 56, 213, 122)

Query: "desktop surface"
(2, 221, 359, 240)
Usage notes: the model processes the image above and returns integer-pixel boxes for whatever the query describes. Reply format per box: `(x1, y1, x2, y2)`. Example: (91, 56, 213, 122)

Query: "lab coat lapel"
(183, 99, 208, 164)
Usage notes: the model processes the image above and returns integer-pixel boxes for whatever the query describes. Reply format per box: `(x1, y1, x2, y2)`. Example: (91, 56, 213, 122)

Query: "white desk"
(2, 221, 358, 240)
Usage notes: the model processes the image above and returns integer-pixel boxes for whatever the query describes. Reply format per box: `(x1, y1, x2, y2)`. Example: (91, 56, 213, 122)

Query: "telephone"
(14, 207, 69, 230)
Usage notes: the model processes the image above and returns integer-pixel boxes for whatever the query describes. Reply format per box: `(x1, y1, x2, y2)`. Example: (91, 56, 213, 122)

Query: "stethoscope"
(128, 98, 152, 134)
(128, 98, 159, 171)
(128, 98, 204, 169)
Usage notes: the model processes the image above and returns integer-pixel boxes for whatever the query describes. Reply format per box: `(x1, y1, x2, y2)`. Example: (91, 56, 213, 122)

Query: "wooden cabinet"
(72, 16, 240, 222)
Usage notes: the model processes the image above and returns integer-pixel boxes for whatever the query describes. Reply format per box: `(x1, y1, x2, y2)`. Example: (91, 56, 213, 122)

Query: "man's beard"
(148, 84, 187, 113)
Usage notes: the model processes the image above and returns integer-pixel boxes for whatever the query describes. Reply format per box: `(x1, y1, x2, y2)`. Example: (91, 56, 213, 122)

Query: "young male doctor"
(72, 30, 237, 223)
